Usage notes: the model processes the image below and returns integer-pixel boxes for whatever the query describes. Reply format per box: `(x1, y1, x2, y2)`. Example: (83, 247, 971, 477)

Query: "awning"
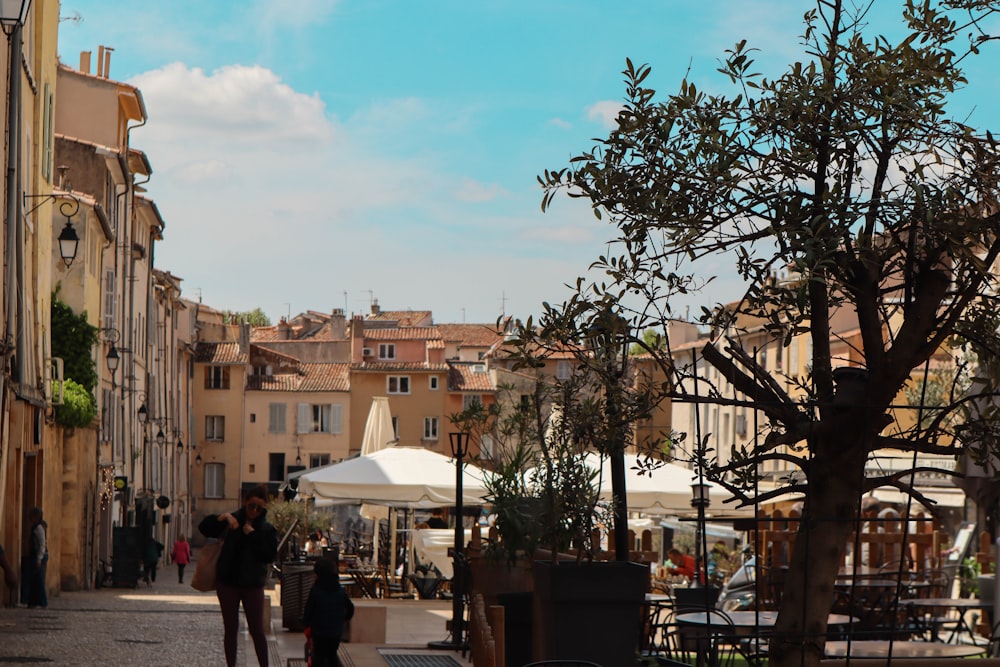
(660, 518, 742, 540)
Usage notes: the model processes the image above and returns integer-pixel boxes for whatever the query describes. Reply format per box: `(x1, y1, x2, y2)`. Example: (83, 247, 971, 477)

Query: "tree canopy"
(537, 1, 1000, 665)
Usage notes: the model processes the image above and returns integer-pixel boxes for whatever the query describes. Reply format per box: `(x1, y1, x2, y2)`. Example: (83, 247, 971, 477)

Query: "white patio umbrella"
(360, 396, 397, 456)
(297, 446, 490, 508)
(527, 452, 719, 515)
(358, 397, 395, 564)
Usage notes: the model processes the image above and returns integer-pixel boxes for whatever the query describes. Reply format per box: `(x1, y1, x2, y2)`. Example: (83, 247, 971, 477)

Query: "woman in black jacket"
(198, 484, 278, 667)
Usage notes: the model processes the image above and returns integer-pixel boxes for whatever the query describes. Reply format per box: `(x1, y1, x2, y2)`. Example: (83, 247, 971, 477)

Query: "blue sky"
(55, 1, 1000, 326)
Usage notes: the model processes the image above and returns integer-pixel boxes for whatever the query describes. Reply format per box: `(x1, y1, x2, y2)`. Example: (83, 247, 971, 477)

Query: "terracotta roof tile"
(251, 326, 280, 342)
(351, 362, 450, 372)
(194, 342, 247, 364)
(298, 363, 351, 391)
(246, 363, 350, 392)
(368, 310, 433, 326)
(437, 323, 505, 347)
(448, 362, 496, 392)
(363, 326, 441, 341)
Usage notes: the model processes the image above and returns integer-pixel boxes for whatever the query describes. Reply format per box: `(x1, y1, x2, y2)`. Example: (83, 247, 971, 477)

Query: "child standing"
(171, 535, 191, 584)
(302, 557, 354, 667)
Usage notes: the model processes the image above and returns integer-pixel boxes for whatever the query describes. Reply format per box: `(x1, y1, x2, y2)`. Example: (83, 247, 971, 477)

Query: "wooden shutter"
(330, 404, 342, 434)
(297, 403, 310, 434)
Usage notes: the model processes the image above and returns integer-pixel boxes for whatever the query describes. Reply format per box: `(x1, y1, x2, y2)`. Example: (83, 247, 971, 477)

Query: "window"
(206, 415, 225, 441)
(103, 270, 116, 325)
(379, 343, 396, 360)
(388, 376, 410, 394)
(297, 403, 343, 434)
(205, 365, 230, 389)
(310, 453, 330, 468)
(462, 394, 483, 411)
(423, 417, 439, 441)
(429, 376, 439, 390)
(205, 463, 224, 498)
(268, 453, 286, 482)
(269, 403, 286, 434)
(556, 360, 572, 380)
(481, 434, 495, 458)
(42, 84, 53, 181)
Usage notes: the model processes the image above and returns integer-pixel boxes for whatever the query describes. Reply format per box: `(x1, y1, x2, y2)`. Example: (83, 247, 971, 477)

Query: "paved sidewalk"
(0, 563, 471, 667)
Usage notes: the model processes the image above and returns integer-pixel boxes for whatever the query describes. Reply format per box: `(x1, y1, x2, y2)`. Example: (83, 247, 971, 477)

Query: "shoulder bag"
(191, 538, 223, 592)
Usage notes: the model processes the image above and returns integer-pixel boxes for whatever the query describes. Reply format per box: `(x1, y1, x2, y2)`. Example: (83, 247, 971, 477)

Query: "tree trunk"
(769, 430, 870, 667)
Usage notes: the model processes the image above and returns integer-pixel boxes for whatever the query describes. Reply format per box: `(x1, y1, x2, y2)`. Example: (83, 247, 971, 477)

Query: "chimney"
(80, 51, 91, 75)
(96, 46, 104, 77)
(330, 309, 346, 340)
(277, 317, 291, 341)
(103, 47, 113, 79)
(370, 300, 381, 316)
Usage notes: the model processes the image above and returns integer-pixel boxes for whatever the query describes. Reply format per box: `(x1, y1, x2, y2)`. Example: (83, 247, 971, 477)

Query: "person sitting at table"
(668, 548, 698, 580)
(427, 509, 448, 529)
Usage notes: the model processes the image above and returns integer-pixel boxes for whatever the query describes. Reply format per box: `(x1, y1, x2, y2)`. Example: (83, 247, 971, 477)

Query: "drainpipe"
(4, 21, 22, 383)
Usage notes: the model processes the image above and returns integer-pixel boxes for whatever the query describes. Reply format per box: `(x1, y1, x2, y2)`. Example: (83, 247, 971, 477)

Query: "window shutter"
(297, 403, 310, 434)
(204, 367, 211, 389)
(222, 366, 231, 389)
(330, 404, 342, 434)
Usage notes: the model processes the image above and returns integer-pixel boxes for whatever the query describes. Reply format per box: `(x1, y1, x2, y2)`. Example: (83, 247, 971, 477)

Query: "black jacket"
(302, 575, 354, 640)
(198, 508, 278, 588)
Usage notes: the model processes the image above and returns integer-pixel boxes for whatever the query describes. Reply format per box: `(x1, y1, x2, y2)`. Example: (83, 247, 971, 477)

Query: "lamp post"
(429, 431, 470, 651)
(691, 480, 711, 588)
(588, 307, 631, 562)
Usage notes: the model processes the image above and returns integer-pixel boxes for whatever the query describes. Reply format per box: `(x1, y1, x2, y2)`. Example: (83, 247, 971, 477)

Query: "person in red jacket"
(172, 534, 192, 584)
(668, 548, 698, 579)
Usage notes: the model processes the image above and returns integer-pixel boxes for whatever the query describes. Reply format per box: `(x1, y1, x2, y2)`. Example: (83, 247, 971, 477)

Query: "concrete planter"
(532, 560, 648, 667)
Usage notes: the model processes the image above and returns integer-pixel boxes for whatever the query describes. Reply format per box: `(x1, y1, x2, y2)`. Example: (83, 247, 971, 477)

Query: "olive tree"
(539, 2, 1000, 666)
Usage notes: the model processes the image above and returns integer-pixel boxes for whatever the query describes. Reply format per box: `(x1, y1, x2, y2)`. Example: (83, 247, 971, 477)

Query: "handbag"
(191, 539, 223, 592)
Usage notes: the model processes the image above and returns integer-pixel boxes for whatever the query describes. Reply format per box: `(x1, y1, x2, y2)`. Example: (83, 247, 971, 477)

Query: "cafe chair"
(670, 609, 741, 667)
(987, 619, 1000, 658)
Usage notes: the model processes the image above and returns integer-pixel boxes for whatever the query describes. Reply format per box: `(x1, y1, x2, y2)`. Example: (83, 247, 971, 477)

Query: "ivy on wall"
(50, 289, 99, 428)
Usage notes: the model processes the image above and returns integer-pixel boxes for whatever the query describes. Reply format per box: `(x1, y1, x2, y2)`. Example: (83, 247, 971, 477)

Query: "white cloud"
(586, 100, 622, 129)
(455, 179, 507, 203)
(131, 63, 333, 145)
(549, 117, 572, 129)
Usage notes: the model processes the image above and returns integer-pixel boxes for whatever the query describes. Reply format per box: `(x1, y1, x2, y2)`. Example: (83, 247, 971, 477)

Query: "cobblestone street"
(0, 566, 235, 666)
(0, 562, 459, 667)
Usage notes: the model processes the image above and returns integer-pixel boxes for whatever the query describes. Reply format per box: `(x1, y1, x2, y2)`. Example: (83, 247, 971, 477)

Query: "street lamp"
(691, 480, 711, 588)
(429, 431, 470, 651)
(587, 307, 631, 562)
(24, 190, 82, 268)
(0, 0, 30, 27)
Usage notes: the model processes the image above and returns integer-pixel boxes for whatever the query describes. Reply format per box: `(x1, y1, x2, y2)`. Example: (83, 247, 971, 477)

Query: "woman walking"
(198, 485, 278, 667)
(171, 534, 191, 584)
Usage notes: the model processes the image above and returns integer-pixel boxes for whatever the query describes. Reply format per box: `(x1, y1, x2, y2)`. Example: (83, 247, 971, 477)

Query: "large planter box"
(532, 560, 648, 667)
(469, 557, 534, 606)
(470, 557, 535, 667)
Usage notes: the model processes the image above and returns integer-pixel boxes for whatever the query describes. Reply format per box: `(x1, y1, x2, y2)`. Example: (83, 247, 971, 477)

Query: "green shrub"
(55, 379, 96, 428)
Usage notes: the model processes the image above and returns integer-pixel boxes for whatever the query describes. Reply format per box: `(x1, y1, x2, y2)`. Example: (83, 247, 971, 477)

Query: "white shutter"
(330, 404, 342, 434)
(297, 403, 310, 434)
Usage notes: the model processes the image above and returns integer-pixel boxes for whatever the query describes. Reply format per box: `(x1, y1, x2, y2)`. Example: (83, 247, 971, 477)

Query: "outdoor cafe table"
(903, 597, 991, 643)
(675, 611, 858, 667)
(676, 611, 856, 630)
(346, 568, 382, 599)
(823, 640, 986, 659)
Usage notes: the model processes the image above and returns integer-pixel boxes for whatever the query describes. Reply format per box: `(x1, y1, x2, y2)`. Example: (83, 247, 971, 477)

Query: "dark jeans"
(177, 563, 186, 583)
(21, 555, 47, 607)
(143, 560, 158, 583)
(311, 636, 343, 667)
(217, 581, 269, 667)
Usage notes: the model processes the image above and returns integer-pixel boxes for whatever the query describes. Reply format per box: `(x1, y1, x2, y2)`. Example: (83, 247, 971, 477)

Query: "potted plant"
(471, 305, 656, 667)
